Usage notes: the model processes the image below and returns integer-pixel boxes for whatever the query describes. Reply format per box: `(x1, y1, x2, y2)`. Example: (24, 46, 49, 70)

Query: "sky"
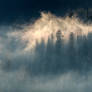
(0, 0, 91, 23)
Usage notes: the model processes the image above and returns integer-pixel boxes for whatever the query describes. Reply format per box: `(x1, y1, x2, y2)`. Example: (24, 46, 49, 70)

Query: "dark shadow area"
(3, 30, 92, 77)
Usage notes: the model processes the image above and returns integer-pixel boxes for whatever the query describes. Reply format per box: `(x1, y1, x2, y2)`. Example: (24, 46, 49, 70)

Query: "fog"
(0, 12, 92, 92)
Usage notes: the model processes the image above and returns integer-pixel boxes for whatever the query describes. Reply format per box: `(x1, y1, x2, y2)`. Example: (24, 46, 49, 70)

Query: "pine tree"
(68, 32, 76, 70)
(44, 34, 55, 74)
(54, 30, 64, 74)
(76, 33, 83, 70)
(81, 35, 89, 72)
(31, 38, 46, 75)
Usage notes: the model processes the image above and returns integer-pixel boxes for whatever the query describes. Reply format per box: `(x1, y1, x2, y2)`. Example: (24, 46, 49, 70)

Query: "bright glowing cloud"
(15, 12, 92, 51)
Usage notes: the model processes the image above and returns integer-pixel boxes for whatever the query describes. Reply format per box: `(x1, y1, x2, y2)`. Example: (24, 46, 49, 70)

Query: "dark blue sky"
(0, 0, 91, 23)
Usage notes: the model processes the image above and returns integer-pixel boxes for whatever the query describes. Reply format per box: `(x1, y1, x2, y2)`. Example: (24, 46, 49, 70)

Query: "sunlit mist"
(14, 12, 92, 51)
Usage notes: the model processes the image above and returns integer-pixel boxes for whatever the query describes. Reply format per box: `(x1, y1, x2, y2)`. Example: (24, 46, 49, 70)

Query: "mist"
(0, 12, 92, 92)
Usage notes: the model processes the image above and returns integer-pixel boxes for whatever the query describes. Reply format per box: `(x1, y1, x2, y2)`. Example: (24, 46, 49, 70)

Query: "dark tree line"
(31, 30, 92, 76)
(3, 30, 92, 76)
